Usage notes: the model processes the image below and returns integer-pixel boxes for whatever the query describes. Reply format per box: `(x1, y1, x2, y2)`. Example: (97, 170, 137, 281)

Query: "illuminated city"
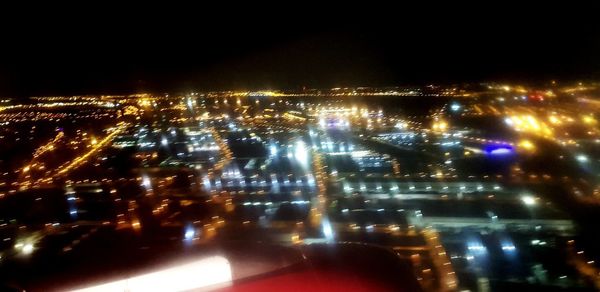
(0, 83, 600, 291)
(2, 6, 600, 291)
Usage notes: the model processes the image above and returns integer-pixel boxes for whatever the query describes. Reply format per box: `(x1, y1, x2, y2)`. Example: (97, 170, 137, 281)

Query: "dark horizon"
(1, 5, 599, 97)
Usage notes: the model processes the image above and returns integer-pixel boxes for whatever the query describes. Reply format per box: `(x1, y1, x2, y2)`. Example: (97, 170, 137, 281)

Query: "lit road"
(41, 122, 129, 183)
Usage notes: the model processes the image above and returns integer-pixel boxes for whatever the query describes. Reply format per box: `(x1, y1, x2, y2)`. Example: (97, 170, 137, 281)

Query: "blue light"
(485, 144, 514, 156)
(490, 148, 511, 155)
(467, 240, 488, 255)
(184, 226, 196, 240)
(450, 103, 461, 111)
(501, 239, 517, 258)
(501, 243, 516, 252)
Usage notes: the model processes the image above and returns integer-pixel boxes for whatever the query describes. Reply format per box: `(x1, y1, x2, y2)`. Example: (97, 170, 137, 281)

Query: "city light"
(395, 122, 407, 129)
(22, 243, 34, 255)
(518, 139, 535, 151)
(504, 115, 552, 137)
(521, 195, 536, 206)
(184, 225, 196, 241)
(450, 103, 461, 111)
(294, 139, 308, 166)
(322, 217, 334, 242)
(14, 242, 35, 255)
(432, 120, 448, 132)
(501, 240, 517, 254)
(582, 115, 596, 125)
(467, 241, 487, 255)
(269, 144, 278, 157)
(485, 144, 514, 156)
(2, 81, 599, 291)
(142, 175, 152, 189)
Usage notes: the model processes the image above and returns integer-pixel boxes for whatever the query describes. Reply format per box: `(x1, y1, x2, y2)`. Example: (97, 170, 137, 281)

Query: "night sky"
(1, 4, 599, 97)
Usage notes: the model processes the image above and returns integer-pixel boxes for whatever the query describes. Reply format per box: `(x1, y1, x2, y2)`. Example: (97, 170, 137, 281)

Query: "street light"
(450, 103, 461, 112)
(22, 243, 34, 255)
(576, 154, 588, 163)
(521, 195, 536, 206)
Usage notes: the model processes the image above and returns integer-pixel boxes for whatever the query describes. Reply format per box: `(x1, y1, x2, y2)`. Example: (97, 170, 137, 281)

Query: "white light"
(394, 122, 407, 129)
(161, 137, 168, 147)
(15, 242, 35, 255)
(270, 144, 277, 157)
(501, 244, 516, 251)
(467, 244, 486, 252)
(521, 195, 536, 206)
(576, 154, 588, 162)
(22, 243, 34, 255)
(203, 176, 211, 189)
(322, 217, 334, 242)
(142, 176, 152, 189)
(294, 140, 308, 166)
(184, 227, 195, 241)
(71, 256, 232, 292)
(307, 174, 315, 186)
